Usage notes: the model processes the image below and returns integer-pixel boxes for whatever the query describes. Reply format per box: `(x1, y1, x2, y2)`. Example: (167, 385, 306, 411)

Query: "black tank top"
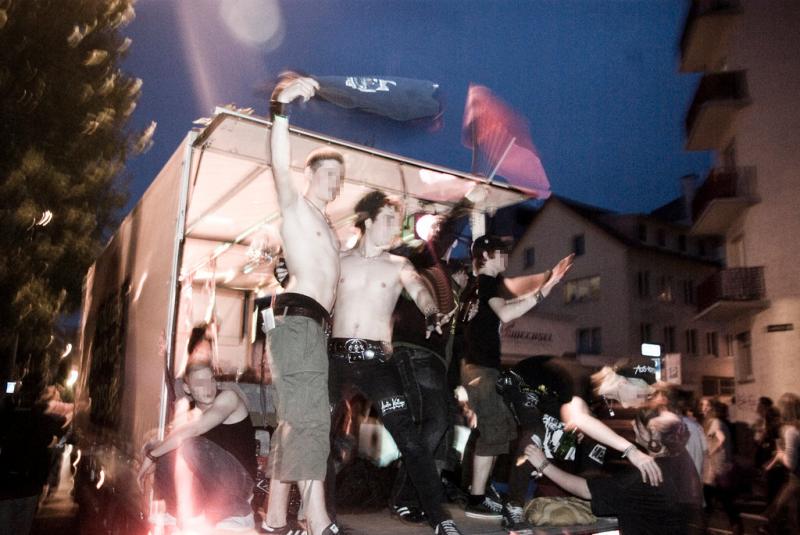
(201, 415, 256, 477)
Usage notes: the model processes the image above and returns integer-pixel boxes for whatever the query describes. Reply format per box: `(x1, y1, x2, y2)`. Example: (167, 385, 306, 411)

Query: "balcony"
(685, 70, 750, 151)
(691, 166, 758, 235)
(679, 0, 743, 72)
(695, 267, 769, 321)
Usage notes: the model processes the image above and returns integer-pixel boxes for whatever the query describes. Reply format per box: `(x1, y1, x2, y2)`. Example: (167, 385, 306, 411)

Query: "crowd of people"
(7, 72, 794, 535)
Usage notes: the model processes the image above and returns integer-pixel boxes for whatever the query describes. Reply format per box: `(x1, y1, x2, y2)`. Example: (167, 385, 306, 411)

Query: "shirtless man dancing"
(329, 191, 464, 535)
(263, 75, 342, 535)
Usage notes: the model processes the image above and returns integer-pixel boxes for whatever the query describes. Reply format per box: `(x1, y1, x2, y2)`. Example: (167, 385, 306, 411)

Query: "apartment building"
(678, 1, 800, 420)
(504, 195, 734, 399)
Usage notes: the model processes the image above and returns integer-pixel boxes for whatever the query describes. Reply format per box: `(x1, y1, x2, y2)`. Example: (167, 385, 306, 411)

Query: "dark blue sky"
(122, 0, 711, 214)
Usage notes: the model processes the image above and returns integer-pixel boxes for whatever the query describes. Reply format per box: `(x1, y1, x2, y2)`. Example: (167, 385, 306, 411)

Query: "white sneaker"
(215, 512, 255, 531)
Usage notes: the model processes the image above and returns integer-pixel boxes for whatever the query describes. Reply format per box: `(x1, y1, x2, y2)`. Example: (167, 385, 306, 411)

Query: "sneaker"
(390, 504, 427, 524)
(501, 500, 525, 529)
(321, 522, 343, 535)
(260, 522, 307, 535)
(216, 513, 255, 531)
(465, 496, 503, 519)
(434, 519, 465, 535)
(486, 483, 503, 506)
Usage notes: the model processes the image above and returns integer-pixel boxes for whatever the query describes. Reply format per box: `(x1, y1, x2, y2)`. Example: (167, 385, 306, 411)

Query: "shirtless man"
(329, 191, 464, 535)
(263, 75, 342, 535)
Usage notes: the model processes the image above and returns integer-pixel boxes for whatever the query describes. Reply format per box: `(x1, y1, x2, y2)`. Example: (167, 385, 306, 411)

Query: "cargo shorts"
(266, 315, 331, 481)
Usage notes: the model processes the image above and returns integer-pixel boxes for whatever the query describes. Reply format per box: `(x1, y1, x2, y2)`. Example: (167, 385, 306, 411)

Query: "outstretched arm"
(524, 444, 591, 500)
(269, 75, 319, 209)
(562, 396, 663, 486)
(489, 253, 574, 323)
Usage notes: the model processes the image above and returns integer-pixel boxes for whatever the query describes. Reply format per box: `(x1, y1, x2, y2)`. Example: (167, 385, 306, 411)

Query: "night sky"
(121, 0, 712, 215)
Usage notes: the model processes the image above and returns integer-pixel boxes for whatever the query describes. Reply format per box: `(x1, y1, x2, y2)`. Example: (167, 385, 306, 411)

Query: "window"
(736, 331, 753, 380)
(706, 331, 719, 357)
(564, 276, 601, 304)
(683, 280, 695, 305)
(702, 376, 735, 397)
(638, 223, 648, 242)
(725, 334, 735, 357)
(657, 228, 666, 247)
(663, 326, 676, 353)
(685, 329, 698, 355)
(678, 234, 687, 252)
(572, 234, 585, 256)
(577, 328, 602, 354)
(657, 275, 674, 303)
(638, 271, 650, 298)
(640, 323, 653, 344)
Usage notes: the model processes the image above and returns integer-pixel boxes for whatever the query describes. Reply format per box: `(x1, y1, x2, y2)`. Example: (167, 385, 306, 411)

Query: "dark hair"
(471, 235, 508, 270)
(305, 147, 344, 173)
(187, 324, 211, 356)
(636, 408, 689, 456)
(353, 190, 401, 233)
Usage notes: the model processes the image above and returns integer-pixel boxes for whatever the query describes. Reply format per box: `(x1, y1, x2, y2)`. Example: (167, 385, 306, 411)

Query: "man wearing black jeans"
(329, 191, 463, 535)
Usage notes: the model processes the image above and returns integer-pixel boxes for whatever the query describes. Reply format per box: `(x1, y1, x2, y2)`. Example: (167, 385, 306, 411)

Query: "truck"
(70, 107, 532, 534)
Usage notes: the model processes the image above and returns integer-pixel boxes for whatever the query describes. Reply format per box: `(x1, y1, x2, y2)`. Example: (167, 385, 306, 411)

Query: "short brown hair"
(353, 190, 401, 233)
(305, 147, 344, 173)
(777, 393, 800, 427)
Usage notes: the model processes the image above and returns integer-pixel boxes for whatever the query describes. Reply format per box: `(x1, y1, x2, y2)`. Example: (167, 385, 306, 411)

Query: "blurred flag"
(462, 84, 550, 198)
(314, 75, 441, 121)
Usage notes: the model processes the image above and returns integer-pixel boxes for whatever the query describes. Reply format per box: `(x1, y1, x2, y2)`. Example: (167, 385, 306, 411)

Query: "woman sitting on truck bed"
(137, 325, 257, 531)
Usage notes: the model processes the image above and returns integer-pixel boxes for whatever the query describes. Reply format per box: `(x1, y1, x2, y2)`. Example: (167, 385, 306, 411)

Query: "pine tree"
(0, 0, 150, 373)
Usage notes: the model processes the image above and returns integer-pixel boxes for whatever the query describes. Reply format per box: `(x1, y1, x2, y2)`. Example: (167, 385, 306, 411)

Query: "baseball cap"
(471, 234, 511, 258)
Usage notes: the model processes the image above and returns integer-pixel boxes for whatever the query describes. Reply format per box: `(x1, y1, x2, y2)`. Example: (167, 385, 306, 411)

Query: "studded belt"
(328, 337, 391, 362)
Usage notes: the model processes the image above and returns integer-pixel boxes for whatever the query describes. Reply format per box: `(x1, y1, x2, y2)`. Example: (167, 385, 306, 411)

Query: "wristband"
(145, 447, 158, 463)
(536, 458, 551, 473)
(621, 444, 636, 459)
(533, 290, 544, 304)
(270, 100, 288, 119)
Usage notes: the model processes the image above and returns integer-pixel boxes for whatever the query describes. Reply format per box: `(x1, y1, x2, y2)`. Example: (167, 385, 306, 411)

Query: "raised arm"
(488, 253, 574, 323)
(269, 75, 319, 209)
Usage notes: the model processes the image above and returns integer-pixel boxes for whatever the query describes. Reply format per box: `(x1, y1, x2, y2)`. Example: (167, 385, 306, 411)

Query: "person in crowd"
(499, 357, 662, 530)
(137, 326, 256, 531)
(701, 397, 742, 534)
(523, 409, 703, 534)
(0, 371, 67, 535)
(328, 190, 464, 535)
(754, 396, 785, 504)
(649, 383, 707, 478)
(457, 235, 573, 522)
(388, 191, 478, 524)
(763, 392, 800, 534)
(262, 74, 343, 535)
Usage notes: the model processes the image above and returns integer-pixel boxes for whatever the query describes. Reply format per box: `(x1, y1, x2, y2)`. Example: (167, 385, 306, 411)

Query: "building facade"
(504, 195, 734, 400)
(678, 1, 800, 420)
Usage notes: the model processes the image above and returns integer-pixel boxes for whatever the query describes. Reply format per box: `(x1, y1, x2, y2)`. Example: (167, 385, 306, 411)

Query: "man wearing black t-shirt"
(524, 410, 703, 535)
(459, 235, 573, 520)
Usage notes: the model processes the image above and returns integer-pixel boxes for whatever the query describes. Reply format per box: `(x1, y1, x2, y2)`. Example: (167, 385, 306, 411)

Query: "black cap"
(616, 362, 657, 385)
(471, 235, 510, 258)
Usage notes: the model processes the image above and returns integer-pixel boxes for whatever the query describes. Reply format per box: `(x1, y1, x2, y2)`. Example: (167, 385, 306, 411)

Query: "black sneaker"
(465, 496, 503, 519)
(434, 519, 465, 535)
(390, 504, 427, 524)
(501, 500, 526, 529)
(486, 482, 503, 506)
(260, 522, 307, 535)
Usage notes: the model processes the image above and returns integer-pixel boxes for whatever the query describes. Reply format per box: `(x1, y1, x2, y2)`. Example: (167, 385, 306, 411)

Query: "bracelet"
(270, 100, 288, 119)
(145, 448, 158, 463)
(533, 290, 544, 303)
(621, 444, 636, 459)
(536, 459, 551, 473)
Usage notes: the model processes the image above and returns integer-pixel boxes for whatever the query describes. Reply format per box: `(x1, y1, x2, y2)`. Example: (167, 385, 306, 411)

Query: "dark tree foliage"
(0, 0, 149, 370)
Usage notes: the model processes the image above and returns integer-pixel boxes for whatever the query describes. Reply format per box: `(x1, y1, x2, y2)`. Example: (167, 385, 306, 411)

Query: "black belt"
(329, 337, 391, 362)
(274, 305, 331, 334)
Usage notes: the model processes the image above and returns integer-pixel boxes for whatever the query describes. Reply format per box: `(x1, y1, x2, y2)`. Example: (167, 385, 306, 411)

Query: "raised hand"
(272, 73, 319, 104)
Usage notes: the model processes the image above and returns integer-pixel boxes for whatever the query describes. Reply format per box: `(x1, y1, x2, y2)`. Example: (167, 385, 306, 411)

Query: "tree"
(0, 0, 150, 374)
